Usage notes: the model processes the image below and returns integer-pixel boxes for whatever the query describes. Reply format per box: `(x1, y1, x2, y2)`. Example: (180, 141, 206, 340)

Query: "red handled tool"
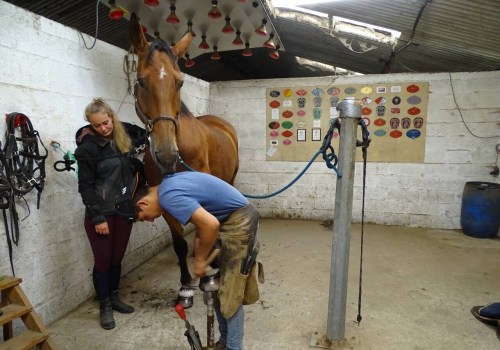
(175, 304, 204, 350)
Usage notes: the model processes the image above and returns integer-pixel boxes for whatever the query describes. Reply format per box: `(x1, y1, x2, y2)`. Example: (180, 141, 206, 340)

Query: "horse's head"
(129, 13, 192, 174)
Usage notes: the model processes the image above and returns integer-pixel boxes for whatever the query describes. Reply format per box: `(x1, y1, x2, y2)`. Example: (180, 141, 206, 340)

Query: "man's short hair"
(132, 185, 151, 219)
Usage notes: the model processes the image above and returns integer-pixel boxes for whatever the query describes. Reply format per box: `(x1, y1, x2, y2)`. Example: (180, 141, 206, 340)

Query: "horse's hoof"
(177, 287, 194, 309)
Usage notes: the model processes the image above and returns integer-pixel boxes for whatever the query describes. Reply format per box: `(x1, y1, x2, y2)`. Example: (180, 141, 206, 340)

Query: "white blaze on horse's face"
(130, 13, 194, 174)
(159, 65, 166, 80)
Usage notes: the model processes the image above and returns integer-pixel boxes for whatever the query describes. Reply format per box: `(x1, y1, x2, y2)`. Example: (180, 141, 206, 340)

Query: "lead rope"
(356, 126, 370, 325)
(179, 119, 343, 199)
(124, 45, 137, 96)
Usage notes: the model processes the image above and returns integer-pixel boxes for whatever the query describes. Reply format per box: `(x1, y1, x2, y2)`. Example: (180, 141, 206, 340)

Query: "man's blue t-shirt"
(158, 172, 249, 225)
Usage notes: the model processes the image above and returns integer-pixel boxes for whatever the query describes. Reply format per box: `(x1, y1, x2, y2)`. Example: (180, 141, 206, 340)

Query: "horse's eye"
(137, 77, 146, 88)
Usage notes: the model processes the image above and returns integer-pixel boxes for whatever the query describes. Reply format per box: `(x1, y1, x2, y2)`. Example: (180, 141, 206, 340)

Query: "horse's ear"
(172, 32, 192, 59)
(130, 12, 148, 53)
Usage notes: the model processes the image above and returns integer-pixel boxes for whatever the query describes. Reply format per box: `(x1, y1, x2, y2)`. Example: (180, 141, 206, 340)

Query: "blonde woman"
(74, 98, 136, 330)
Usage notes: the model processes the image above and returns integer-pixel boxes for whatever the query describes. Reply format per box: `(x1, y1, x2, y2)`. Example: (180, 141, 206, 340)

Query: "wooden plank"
(0, 304, 31, 326)
(0, 277, 57, 349)
(0, 277, 21, 292)
(22, 311, 48, 333)
(0, 329, 48, 350)
(3, 286, 31, 308)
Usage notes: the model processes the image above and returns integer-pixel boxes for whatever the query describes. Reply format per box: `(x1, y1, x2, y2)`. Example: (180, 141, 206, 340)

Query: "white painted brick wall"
(209, 73, 500, 230)
(0, 2, 210, 326)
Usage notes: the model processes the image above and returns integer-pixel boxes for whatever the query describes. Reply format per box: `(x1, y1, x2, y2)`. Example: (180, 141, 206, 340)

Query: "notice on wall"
(265, 82, 429, 163)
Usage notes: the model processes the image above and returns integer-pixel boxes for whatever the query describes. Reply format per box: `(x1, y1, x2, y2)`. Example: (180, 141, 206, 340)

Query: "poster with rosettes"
(265, 83, 429, 163)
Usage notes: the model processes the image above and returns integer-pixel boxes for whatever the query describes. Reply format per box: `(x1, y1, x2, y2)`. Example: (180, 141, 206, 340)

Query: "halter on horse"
(129, 13, 239, 287)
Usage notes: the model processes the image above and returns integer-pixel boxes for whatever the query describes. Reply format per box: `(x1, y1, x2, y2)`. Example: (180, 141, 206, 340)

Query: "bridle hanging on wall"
(0, 112, 48, 276)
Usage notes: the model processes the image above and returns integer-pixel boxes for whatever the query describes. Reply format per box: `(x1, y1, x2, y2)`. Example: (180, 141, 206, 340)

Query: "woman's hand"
(95, 222, 110, 235)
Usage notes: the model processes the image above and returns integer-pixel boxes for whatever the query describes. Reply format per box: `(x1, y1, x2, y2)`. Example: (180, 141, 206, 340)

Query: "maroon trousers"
(84, 214, 133, 273)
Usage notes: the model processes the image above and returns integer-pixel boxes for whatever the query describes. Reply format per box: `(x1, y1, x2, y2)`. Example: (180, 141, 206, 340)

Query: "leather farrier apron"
(217, 203, 264, 319)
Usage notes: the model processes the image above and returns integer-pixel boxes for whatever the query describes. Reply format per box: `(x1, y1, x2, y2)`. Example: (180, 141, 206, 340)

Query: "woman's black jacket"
(74, 123, 146, 224)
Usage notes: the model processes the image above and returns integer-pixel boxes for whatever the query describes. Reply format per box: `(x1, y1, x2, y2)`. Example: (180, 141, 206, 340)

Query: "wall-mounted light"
(263, 33, 276, 49)
(108, 0, 127, 20)
(211, 46, 221, 60)
(199, 35, 210, 50)
(222, 16, 234, 33)
(208, 0, 222, 19)
(269, 44, 280, 59)
(166, 2, 180, 24)
(242, 42, 253, 57)
(255, 19, 268, 36)
(184, 53, 195, 68)
(232, 31, 244, 46)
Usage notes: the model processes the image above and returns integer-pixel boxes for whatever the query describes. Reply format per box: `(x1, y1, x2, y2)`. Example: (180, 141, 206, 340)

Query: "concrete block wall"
(209, 72, 500, 230)
(0, 2, 210, 326)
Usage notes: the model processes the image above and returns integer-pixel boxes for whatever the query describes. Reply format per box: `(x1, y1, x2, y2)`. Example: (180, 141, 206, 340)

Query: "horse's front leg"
(162, 213, 193, 287)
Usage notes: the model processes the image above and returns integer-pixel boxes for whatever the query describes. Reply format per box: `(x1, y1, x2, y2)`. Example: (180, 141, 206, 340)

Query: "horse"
(129, 13, 239, 288)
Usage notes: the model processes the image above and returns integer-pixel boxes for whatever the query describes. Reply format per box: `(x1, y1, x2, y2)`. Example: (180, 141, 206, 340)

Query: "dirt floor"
(47, 219, 500, 349)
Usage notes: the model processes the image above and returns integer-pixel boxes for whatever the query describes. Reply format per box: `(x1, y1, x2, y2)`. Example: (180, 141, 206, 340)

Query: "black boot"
(99, 298, 116, 330)
(110, 291, 135, 313)
(93, 269, 115, 330)
(109, 266, 135, 313)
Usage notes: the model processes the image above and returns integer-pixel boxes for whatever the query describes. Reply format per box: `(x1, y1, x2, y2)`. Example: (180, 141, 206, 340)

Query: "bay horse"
(129, 13, 239, 288)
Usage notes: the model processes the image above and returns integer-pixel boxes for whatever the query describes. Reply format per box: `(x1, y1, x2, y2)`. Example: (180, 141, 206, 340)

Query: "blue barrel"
(460, 182, 500, 238)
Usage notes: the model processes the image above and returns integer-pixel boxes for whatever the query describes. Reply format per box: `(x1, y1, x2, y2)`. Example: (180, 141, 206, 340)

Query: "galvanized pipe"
(206, 291, 215, 350)
(326, 98, 361, 342)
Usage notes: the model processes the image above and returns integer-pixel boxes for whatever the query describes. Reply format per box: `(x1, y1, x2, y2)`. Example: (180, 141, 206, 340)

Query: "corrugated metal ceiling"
(4, 0, 500, 81)
(293, 0, 500, 73)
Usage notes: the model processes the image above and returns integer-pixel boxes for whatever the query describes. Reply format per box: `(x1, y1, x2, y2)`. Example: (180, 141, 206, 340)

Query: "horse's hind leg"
(163, 213, 193, 286)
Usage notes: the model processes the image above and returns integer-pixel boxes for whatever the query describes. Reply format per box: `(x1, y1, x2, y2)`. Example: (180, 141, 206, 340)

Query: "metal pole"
(326, 98, 361, 342)
(206, 291, 215, 350)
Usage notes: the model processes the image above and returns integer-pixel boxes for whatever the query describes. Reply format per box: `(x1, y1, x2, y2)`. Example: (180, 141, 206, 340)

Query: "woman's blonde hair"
(84, 98, 132, 153)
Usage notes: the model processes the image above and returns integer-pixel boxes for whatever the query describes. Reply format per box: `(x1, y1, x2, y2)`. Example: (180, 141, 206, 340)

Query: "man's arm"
(189, 207, 220, 277)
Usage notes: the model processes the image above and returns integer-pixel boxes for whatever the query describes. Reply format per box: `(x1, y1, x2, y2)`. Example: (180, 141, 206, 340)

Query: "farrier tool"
(175, 303, 204, 350)
(200, 247, 221, 350)
(176, 247, 221, 350)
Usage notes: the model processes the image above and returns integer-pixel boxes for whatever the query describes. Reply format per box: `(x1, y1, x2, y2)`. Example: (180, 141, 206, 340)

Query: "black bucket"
(460, 182, 500, 238)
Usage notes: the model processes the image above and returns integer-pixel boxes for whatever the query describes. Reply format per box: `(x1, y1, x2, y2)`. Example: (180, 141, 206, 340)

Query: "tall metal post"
(326, 98, 361, 342)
